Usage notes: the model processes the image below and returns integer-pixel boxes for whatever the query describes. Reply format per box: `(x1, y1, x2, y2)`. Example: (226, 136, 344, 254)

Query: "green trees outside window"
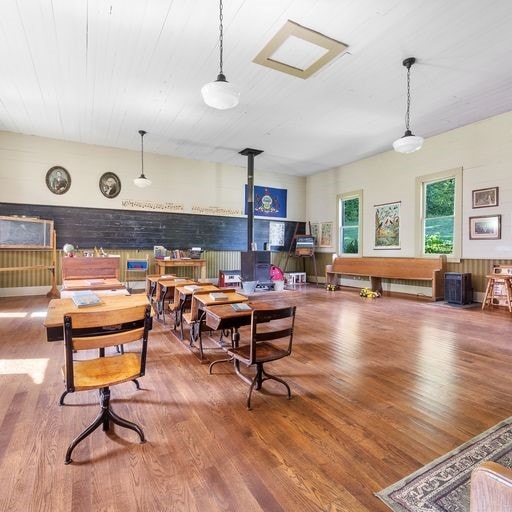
(424, 178, 454, 254)
(341, 197, 359, 254)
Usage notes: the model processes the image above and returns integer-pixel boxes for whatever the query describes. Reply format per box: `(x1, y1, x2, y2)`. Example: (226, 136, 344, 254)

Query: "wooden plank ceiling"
(0, 0, 511, 176)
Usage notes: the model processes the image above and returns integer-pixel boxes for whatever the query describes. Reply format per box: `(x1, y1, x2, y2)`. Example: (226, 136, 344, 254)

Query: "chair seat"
(64, 353, 141, 390)
(229, 342, 289, 364)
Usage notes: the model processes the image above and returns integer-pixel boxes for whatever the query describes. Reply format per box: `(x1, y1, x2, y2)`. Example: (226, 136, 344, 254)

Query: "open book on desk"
(209, 292, 229, 301)
(184, 284, 201, 292)
(71, 290, 102, 308)
(231, 303, 251, 311)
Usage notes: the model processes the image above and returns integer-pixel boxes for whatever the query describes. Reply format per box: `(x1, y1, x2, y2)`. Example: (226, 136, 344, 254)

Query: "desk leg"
(208, 328, 237, 374)
(200, 263, 207, 281)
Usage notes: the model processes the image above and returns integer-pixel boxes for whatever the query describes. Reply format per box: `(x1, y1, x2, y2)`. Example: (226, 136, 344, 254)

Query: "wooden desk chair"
(61, 304, 151, 464)
(226, 306, 296, 410)
(471, 461, 512, 511)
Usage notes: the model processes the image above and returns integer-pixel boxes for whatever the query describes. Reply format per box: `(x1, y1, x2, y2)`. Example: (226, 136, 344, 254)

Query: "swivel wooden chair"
(471, 461, 512, 511)
(61, 304, 151, 464)
(226, 306, 296, 410)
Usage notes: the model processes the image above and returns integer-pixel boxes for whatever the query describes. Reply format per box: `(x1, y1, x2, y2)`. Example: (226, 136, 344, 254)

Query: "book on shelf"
(71, 291, 102, 308)
(184, 284, 201, 292)
(231, 302, 251, 312)
(209, 292, 229, 301)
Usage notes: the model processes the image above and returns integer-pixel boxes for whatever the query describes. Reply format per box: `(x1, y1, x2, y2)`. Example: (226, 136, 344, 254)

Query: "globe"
(63, 243, 75, 255)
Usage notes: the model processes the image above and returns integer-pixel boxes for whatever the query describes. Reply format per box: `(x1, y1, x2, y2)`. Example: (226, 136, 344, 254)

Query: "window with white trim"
(338, 191, 362, 255)
(416, 168, 462, 260)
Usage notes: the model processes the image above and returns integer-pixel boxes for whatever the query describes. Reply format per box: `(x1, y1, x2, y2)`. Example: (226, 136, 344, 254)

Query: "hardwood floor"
(0, 287, 511, 511)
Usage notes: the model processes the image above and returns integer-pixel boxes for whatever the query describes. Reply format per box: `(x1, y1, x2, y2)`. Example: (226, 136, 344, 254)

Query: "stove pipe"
(239, 148, 263, 250)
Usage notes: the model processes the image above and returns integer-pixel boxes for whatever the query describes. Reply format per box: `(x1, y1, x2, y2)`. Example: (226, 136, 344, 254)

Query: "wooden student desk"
(173, 284, 220, 340)
(153, 278, 197, 323)
(44, 294, 150, 342)
(155, 259, 207, 281)
(184, 289, 249, 361)
(203, 300, 277, 379)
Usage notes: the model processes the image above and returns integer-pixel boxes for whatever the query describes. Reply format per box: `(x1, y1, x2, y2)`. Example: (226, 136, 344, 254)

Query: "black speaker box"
(444, 272, 472, 305)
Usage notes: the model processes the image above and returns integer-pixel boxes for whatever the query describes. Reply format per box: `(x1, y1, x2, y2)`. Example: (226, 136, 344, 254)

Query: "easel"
(0, 228, 59, 298)
(283, 222, 319, 286)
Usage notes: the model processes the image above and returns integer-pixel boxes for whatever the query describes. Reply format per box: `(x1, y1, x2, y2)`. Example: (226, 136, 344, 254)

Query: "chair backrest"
(63, 304, 151, 391)
(470, 461, 512, 512)
(249, 306, 296, 363)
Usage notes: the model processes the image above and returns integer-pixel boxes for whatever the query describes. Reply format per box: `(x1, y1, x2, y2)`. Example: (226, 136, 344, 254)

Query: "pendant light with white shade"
(201, 0, 240, 110)
(133, 130, 152, 188)
(392, 57, 424, 154)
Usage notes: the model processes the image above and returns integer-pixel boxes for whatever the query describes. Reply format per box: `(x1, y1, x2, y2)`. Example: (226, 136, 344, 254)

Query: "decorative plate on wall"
(46, 166, 71, 195)
(99, 172, 121, 198)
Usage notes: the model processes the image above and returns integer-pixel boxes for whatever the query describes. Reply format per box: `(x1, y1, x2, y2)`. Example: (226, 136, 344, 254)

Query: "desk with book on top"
(184, 288, 249, 361)
(44, 294, 151, 342)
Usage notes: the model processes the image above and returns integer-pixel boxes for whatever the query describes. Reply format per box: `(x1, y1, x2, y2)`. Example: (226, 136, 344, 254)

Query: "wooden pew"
(326, 255, 446, 300)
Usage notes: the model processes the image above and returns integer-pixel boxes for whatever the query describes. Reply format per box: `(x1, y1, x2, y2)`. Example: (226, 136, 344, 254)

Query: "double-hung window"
(338, 191, 362, 255)
(416, 168, 461, 260)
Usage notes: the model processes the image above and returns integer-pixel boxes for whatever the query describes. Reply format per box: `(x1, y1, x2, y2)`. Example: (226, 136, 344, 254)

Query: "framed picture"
(469, 214, 501, 240)
(309, 223, 319, 246)
(374, 201, 400, 249)
(319, 222, 333, 247)
(269, 221, 285, 247)
(99, 172, 121, 198)
(472, 187, 499, 208)
(46, 166, 71, 195)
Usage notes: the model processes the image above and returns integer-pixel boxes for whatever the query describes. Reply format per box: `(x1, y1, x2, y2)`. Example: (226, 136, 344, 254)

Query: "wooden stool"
(482, 274, 512, 312)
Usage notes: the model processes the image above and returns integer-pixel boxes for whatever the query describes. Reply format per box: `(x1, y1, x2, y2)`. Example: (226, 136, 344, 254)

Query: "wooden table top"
(175, 284, 219, 296)
(44, 294, 149, 328)
(61, 278, 125, 290)
(203, 300, 275, 330)
(193, 290, 248, 307)
(155, 259, 206, 266)
(189, 289, 248, 322)
(146, 274, 176, 284)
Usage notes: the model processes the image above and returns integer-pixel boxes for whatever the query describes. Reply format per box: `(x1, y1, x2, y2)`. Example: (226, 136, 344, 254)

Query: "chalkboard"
(0, 216, 54, 249)
(0, 203, 304, 252)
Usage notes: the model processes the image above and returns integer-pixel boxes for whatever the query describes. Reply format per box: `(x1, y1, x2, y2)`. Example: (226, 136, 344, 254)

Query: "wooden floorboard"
(0, 287, 511, 511)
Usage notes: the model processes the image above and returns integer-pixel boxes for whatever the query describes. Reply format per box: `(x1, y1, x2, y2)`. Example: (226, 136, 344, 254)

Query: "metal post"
(239, 148, 263, 251)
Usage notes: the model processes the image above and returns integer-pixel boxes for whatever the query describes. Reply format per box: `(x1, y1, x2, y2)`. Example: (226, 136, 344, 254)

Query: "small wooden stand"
(283, 222, 319, 286)
(0, 229, 59, 298)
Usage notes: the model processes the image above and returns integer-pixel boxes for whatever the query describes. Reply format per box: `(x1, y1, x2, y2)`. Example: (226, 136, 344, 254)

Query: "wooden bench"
(326, 255, 446, 301)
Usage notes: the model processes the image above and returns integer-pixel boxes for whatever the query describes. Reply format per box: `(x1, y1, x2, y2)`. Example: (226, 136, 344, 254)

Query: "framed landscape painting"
(469, 214, 501, 240)
(374, 201, 400, 249)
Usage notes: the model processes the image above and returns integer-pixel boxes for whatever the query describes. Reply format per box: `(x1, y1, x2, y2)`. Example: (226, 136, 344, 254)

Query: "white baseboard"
(0, 286, 53, 297)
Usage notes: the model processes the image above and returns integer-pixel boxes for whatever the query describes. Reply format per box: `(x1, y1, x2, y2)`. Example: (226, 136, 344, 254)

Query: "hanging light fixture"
(393, 57, 424, 154)
(134, 130, 152, 188)
(201, 0, 240, 110)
